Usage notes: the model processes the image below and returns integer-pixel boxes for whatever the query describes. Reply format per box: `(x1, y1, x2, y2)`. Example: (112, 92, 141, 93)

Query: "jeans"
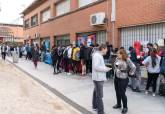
(114, 77, 129, 108)
(92, 81, 104, 114)
(146, 73, 159, 93)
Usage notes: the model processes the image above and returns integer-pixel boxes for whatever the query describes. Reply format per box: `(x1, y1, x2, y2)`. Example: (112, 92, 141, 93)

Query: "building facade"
(0, 23, 23, 44)
(22, 0, 165, 49)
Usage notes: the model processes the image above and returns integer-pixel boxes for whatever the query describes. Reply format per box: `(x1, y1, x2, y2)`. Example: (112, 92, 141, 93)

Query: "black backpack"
(84, 47, 92, 60)
(159, 79, 165, 96)
(63, 48, 68, 59)
(58, 48, 63, 57)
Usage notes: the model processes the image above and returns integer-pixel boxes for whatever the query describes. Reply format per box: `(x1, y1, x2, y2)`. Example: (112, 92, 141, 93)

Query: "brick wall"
(23, 0, 109, 47)
(23, 0, 165, 47)
(116, 0, 165, 27)
(114, 0, 165, 47)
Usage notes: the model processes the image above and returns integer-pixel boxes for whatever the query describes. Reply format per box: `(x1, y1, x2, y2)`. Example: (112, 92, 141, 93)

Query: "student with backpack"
(32, 47, 40, 69)
(63, 46, 69, 73)
(63, 44, 73, 75)
(71, 45, 80, 74)
(80, 44, 86, 76)
(1, 44, 7, 60)
(85, 46, 93, 74)
(57, 46, 63, 73)
(67, 44, 73, 75)
(51, 46, 59, 74)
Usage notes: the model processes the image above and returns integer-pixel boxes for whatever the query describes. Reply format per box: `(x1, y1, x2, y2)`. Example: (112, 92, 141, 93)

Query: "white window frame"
(41, 9, 51, 22)
(78, 0, 99, 8)
(24, 19, 30, 28)
(56, 0, 70, 16)
(31, 15, 38, 26)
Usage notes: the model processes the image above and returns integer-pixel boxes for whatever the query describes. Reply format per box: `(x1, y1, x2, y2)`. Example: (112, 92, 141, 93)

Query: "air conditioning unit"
(90, 12, 106, 26)
(35, 33, 40, 38)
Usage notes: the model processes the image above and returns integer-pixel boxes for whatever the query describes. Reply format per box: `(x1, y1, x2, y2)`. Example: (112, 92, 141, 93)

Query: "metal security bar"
(121, 23, 165, 49)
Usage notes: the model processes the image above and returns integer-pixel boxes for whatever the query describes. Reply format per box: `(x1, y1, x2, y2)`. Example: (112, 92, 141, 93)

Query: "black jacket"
(32, 50, 40, 61)
(80, 46, 85, 59)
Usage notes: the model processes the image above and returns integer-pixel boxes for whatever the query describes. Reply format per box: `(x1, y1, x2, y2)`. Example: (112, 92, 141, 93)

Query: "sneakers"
(152, 93, 156, 97)
(145, 91, 156, 97)
(132, 88, 141, 92)
(122, 108, 128, 114)
(67, 73, 71, 75)
(92, 108, 97, 111)
(113, 104, 121, 109)
(145, 91, 148, 95)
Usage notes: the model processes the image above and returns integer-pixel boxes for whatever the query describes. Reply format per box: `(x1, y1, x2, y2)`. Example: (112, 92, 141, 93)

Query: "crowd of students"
(1, 41, 165, 114)
(51, 43, 98, 75)
(24, 41, 165, 114)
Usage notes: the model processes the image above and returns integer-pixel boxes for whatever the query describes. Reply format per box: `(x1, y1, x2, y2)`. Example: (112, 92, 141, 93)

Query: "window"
(121, 23, 165, 49)
(56, 0, 70, 16)
(96, 31, 106, 44)
(78, 0, 99, 8)
(54, 35, 70, 46)
(24, 19, 30, 28)
(31, 15, 38, 26)
(41, 9, 51, 22)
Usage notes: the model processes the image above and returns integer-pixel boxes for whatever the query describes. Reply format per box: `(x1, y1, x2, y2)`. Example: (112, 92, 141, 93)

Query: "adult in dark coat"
(51, 46, 59, 74)
(80, 44, 86, 76)
(1, 44, 7, 60)
(32, 47, 40, 69)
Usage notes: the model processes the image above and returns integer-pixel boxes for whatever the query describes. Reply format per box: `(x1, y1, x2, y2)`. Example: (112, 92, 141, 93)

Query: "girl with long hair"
(142, 48, 161, 96)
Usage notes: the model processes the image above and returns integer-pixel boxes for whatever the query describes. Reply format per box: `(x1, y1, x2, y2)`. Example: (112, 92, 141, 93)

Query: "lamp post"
(111, 0, 116, 46)
(12, 35, 14, 43)
(0, 2, 1, 12)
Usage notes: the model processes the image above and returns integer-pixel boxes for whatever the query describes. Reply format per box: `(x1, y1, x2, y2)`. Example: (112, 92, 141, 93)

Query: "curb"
(7, 59, 93, 114)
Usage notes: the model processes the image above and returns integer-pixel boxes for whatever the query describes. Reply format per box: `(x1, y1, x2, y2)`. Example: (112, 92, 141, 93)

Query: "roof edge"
(0, 23, 23, 27)
(22, 0, 46, 15)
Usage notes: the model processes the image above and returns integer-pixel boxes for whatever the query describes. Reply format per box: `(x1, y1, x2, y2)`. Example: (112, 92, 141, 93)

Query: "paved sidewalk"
(7, 57, 165, 114)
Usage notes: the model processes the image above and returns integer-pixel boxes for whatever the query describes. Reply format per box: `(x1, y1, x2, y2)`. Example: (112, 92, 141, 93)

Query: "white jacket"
(142, 55, 161, 73)
(67, 46, 72, 59)
(92, 51, 110, 81)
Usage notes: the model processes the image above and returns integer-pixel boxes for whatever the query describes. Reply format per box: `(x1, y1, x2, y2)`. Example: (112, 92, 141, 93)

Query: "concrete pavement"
(7, 57, 165, 114)
(0, 59, 81, 114)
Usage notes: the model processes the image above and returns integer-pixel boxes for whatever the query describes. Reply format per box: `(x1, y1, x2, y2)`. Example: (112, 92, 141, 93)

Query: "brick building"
(0, 23, 23, 44)
(22, 0, 165, 49)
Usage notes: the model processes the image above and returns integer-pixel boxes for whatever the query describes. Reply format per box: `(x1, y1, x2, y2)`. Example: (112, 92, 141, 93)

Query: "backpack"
(84, 47, 91, 60)
(159, 79, 165, 96)
(58, 48, 63, 57)
(63, 48, 68, 59)
(160, 57, 165, 75)
(75, 50, 80, 61)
